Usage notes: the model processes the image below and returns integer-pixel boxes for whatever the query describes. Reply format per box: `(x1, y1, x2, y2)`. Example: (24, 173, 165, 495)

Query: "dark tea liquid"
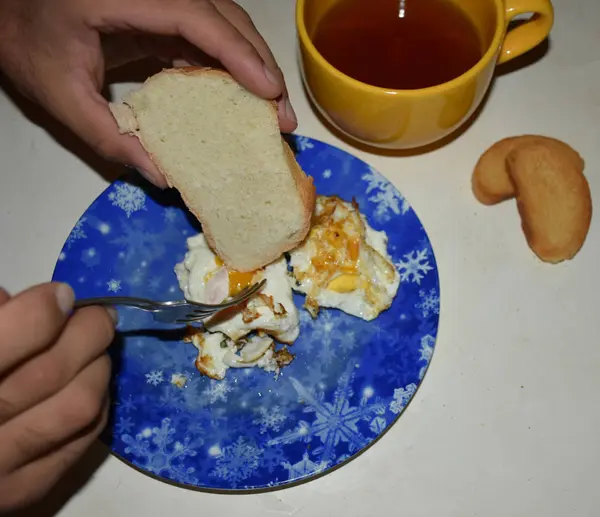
(312, 0, 483, 90)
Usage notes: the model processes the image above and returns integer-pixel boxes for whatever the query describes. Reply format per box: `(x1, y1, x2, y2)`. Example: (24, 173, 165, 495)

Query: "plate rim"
(51, 133, 441, 492)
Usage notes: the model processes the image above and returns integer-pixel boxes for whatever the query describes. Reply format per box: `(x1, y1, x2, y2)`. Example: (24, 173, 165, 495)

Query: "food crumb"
(171, 373, 187, 388)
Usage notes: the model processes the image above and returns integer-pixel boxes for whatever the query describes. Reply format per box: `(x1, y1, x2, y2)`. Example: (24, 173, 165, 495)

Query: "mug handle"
(498, 0, 554, 64)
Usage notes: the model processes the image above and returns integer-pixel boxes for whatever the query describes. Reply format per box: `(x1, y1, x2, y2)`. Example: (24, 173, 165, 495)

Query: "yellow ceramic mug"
(296, 0, 554, 149)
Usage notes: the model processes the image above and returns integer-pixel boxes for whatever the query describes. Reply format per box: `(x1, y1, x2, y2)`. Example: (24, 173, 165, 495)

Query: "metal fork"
(73, 279, 266, 324)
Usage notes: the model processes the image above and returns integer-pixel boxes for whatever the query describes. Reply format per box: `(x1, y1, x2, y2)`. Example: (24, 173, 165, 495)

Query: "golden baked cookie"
(506, 139, 591, 263)
(472, 135, 574, 205)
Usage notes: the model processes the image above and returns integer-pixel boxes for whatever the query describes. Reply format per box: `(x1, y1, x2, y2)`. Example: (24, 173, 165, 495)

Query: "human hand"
(0, 0, 297, 187)
(0, 283, 115, 512)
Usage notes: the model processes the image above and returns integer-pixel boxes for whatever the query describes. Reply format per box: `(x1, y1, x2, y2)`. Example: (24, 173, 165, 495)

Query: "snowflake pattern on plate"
(361, 166, 410, 222)
(108, 183, 146, 217)
(52, 135, 440, 491)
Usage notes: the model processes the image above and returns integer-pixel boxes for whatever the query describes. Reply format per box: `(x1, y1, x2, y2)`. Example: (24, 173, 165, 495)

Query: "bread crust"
(110, 66, 316, 272)
(506, 139, 591, 263)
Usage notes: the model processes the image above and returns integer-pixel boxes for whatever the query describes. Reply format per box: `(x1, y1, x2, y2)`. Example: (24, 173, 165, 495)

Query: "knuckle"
(28, 358, 68, 397)
(92, 135, 123, 163)
(13, 423, 47, 464)
(0, 394, 17, 424)
(232, 4, 255, 25)
(67, 388, 104, 430)
(22, 287, 64, 335)
(95, 398, 110, 435)
(96, 354, 113, 385)
(0, 477, 35, 512)
(66, 358, 111, 430)
(76, 307, 116, 348)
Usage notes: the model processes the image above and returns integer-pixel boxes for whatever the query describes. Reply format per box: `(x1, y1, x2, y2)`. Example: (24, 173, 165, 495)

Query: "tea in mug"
(312, 0, 483, 90)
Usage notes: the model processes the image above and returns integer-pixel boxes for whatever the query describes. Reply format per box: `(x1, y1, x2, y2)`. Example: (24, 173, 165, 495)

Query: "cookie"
(506, 139, 590, 263)
(471, 135, 572, 205)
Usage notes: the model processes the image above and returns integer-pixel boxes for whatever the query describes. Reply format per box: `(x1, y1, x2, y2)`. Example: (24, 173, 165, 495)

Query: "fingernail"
(135, 167, 153, 181)
(279, 98, 297, 124)
(135, 167, 166, 190)
(263, 64, 279, 86)
(106, 307, 119, 326)
(55, 283, 75, 314)
(172, 58, 192, 68)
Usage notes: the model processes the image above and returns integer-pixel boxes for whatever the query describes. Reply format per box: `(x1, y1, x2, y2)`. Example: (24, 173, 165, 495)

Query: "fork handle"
(74, 297, 156, 311)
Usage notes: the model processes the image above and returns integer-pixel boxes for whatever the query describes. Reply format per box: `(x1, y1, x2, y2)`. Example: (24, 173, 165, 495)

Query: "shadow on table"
(0, 57, 165, 184)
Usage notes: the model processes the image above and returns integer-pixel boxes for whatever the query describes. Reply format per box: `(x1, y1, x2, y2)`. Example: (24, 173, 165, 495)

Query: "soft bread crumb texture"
(113, 68, 314, 271)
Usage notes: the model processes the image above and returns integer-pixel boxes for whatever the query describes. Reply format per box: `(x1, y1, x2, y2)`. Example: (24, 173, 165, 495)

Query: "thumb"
(44, 73, 167, 188)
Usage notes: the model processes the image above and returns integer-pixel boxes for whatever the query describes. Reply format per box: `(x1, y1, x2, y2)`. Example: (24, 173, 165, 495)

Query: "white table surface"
(1, 0, 599, 515)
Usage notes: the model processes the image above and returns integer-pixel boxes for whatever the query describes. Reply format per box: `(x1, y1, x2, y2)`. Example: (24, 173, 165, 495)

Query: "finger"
(101, 33, 151, 70)
(0, 355, 111, 472)
(90, 0, 282, 100)
(0, 306, 115, 425)
(0, 283, 73, 376)
(103, 34, 187, 70)
(0, 398, 109, 512)
(42, 71, 167, 188)
(0, 287, 10, 305)
(209, 0, 297, 132)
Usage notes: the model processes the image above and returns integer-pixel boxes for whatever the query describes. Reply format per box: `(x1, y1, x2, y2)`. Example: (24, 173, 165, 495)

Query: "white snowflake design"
(369, 416, 387, 434)
(108, 183, 146, 218)
(415, 288, 440, 317)
(164, 207, 178, 223)
(299, 310, 347, 364)
(259, 444, 286, 474)
(116, 416, 134, 434)
(66, 217, 87, 248)
(390, 383, 417, 414)
(322, 169, 332, 179)
(395, 248, 433, 285)
(148, 276, 162, 292)
(210, 437, 263, 486)
(145, 370, 164, 386)
(361, 166, 410, 222)
(296, 136, 314, 152)
(121, 418, 198, 484)
(203, 380, 233, 404)
(419, 334, 435, 363)
(252, 406, 287, 434)
(118, 396, 137, 414)
(283, 452, 328, 481)
(269, 366, 386, 463)
(107, 279, 122, 293)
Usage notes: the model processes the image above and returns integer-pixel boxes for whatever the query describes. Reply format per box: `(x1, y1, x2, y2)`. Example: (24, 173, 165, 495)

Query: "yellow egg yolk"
(214, 257, 256, 296)
(327, 274, 361, 293)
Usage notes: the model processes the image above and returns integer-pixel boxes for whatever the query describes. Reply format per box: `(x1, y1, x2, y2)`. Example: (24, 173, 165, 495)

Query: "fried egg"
(289, 196, 400, 321)
(175, 234, 299, 379)
(185, 330, 294, 380)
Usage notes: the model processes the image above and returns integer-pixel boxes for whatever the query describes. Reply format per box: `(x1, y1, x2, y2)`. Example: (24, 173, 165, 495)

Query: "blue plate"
(52, 135, 440, 491)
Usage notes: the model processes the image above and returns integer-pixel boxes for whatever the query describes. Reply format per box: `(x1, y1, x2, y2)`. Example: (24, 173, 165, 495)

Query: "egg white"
(189, 331, 282, 380)
(175, 196, 401, 380)
(175, 234, 300, 379)
(289, 196, 400, 321)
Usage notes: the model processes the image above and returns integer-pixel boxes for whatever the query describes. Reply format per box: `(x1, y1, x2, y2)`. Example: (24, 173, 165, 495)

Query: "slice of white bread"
(109, 67, 315, 272)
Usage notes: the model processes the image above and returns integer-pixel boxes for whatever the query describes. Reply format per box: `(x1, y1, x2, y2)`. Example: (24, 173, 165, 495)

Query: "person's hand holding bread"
(0, 0, 297, 187)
